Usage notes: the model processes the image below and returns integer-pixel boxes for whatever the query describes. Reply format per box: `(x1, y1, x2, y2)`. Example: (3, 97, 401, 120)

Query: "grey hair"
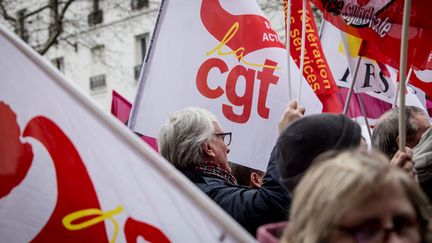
(372, 106, 424, 159)
(158, 107, 218, 169)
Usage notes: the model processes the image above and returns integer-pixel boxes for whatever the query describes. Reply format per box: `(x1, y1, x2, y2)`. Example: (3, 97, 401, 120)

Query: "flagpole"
(285, 0, 292, 101)
(343, 56, 362, 115)
(393, 67, 412, 107)
(318, 16, 325, 37)
(399, 0, 411, 152)
(356, 93, 372, 140)
(297, 0, 307, 104)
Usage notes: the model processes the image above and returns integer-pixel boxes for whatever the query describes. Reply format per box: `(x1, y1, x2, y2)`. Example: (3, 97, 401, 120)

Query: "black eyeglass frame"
(214, 132, 232, 146)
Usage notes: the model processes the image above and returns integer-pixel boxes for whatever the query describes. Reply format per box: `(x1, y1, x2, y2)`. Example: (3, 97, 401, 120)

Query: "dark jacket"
(180, 148, 290, 236)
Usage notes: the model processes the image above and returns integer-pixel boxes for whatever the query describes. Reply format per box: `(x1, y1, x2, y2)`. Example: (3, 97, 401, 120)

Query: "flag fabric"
(129, 0, 322, 171)
(312, 0, 432, 100)
(0, 24, 254, 242)
(320, 21, 428, 124)
(359, 39, 432, 96)
(311, 0, 432, 93)
(111, 90, 133, 125)
(111, 90, 158, 151)
(286, 0, 341, 113)
(336, 87, 391, 125)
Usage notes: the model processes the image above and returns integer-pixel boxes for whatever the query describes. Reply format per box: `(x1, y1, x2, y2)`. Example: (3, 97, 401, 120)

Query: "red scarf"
(194, 161, 237, 185)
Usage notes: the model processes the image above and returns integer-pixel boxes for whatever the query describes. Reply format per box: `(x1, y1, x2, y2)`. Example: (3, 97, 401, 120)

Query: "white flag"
(320, 21, 427, 116)
(129, 0, 322, 171)
(0, 24, 254, 242)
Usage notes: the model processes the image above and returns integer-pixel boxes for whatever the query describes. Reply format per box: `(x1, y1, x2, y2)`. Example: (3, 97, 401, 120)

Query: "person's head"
(372, 106, 431, 159)
(229, 162, 265, 188)
(283, 150, 432, 243)
(158, 107, 231, 171)
(276, 114, 362, 192)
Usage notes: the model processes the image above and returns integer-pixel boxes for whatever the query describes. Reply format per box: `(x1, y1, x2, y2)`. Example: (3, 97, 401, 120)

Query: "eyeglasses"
(214, 132, 232, 146)
(337, 215, 420, 243)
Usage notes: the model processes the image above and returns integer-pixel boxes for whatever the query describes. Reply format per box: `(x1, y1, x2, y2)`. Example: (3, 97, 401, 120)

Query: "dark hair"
(276, 114, 361, 192)
(229, 162, 264, 187)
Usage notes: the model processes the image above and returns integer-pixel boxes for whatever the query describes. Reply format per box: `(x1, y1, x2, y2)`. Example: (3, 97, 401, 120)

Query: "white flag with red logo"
(129, 0, 322, 171)
(0, 24, 254, 242)
(320, 21, 428, 124)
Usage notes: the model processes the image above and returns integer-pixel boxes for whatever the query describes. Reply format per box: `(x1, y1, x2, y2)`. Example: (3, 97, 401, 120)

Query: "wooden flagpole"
(393, 67, 412, 107)
(398, 0, 411, 152)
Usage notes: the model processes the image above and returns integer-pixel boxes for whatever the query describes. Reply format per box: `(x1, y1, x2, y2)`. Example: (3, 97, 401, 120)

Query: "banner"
(0, 25, 254, 242)
(129, 0, 322, 171)
(320, 21, 427, 123)
(287, 0, 341, 113)
(311, 0, 432, 72)
(358, 38, 432, 97)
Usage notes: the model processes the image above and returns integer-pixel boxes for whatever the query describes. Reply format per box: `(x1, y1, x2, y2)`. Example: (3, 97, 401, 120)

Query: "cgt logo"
(196, 0, 285, 124)
(0, 102, 170, 242)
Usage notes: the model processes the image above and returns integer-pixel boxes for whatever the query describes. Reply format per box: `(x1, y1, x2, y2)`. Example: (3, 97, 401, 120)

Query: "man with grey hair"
(372, 106, 431, 179)
(158, 104, 300, 236)
(372, 106, 431, 159)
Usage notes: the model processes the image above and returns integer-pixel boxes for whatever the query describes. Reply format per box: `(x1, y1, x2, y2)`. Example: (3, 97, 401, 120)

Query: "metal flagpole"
(285, 0, 292, 101)
(297, 0, 307, 104)
(356, 94, 372, 139)
(398, 0, 411, 152)
(340, 30, 362, 115)
(343, 56, 362, 115)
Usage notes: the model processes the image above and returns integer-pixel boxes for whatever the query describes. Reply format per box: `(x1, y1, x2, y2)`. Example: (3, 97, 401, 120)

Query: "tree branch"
(23, 5, 51, 18)
(0, 0, 16, 23)
(37, 0, 77, 55)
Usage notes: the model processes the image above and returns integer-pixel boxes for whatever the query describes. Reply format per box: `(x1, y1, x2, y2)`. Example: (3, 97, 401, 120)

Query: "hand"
(390, 147, 415, 178)
(279, 100, 305, 135)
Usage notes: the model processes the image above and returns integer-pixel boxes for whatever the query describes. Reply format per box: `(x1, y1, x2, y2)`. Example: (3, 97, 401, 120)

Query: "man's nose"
(227, 148, 230, 154)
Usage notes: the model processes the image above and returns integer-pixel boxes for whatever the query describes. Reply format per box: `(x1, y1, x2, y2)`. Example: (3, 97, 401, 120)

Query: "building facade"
(1, 0, 285, 111)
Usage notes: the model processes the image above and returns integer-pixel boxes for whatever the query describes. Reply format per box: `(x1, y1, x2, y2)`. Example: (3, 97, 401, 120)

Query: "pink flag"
(336, 87, 391, 122)
(111, 90, 158, 151)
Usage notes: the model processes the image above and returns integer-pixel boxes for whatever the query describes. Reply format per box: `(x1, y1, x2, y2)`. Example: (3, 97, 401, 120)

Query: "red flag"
(285, 0, 342, 113)
(111, 90, 158, 151)
(312, 0, 432, 72)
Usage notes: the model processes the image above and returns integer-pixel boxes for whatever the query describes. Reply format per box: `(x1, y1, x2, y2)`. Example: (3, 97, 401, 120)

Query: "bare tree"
(0, 0, 77, 55)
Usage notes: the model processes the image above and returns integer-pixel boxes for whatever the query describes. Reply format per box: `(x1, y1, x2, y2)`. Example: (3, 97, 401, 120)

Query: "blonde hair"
(282, 149, 431, 243)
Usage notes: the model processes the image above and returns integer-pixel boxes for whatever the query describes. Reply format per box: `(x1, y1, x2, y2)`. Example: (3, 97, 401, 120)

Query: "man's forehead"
(212, 121, 223, 132)
(414, 112, 431, 126)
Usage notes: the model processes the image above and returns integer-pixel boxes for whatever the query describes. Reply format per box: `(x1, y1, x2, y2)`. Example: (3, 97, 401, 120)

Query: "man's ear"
(396, 135, 400, 147)
(250, 172, 262, 188)
(202, 140, 215, 158)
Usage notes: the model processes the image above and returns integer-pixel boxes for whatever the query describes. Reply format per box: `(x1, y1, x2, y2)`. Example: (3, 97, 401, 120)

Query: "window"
(91, 45, 105, 63)
(88, 0, 103, 26)
(90, 74, 106, 91)
(134, 33, 149, 80)
(131, 0, 149, 10)
(51, 57, 64, 73)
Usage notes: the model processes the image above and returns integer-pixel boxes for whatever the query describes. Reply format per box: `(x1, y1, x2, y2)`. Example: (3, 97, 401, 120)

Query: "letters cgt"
(196, 0, 285, 124)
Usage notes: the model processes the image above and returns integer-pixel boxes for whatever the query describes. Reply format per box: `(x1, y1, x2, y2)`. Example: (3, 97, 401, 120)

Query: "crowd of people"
(158, 101, 432, 242)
